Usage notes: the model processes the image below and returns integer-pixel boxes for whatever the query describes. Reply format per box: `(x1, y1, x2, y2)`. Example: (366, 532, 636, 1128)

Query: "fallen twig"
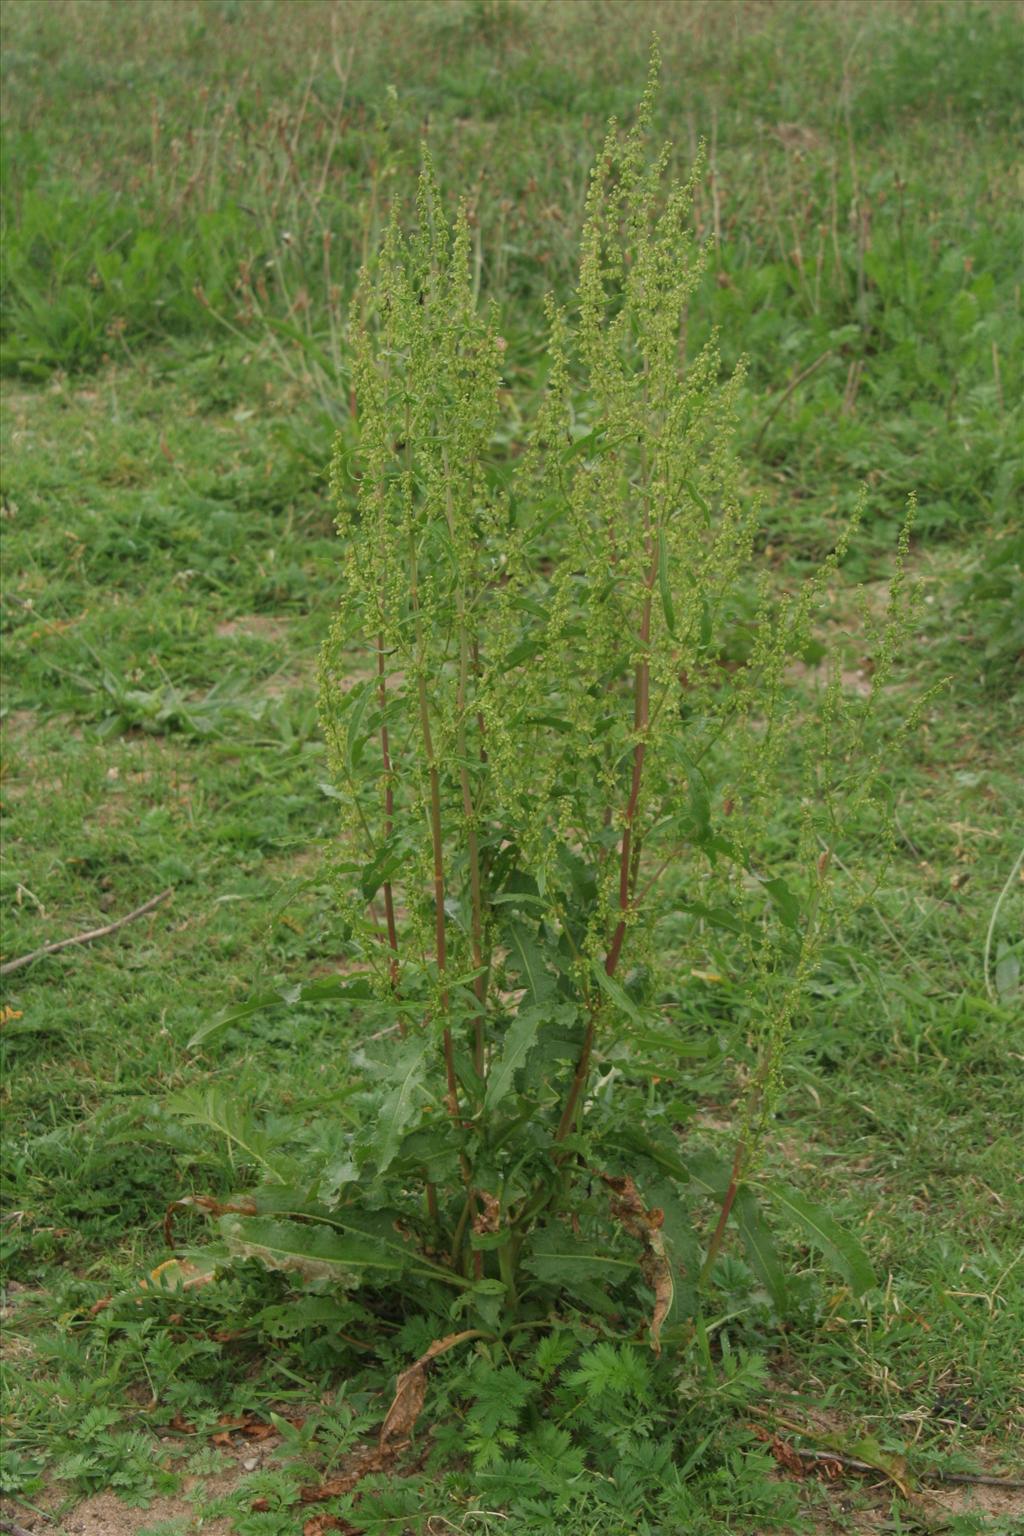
(754, 347, 833, 450)
(791, 1448, 1024, 1488)
(935, 1471, 1024, 1490)
(0, 889, 173, 976)
(1, 1517, 37, 1536)
(751, 1410, 1024, 1493)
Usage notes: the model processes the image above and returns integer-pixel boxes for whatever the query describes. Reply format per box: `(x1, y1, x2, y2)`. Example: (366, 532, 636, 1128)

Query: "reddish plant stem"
(471, 638, 488, 764)
(604, 587, 652, 978)
(443, 455, 487, 1078)
(469, 635, 489, 1077)
(376, 632, 402, 1020)
(410, 535, 460, 1124)
(425, 742, 459, 1120)
(700, 1136, 747, 1284)
(456, 634, 486, 1079)
(555, 552, 656, 1147)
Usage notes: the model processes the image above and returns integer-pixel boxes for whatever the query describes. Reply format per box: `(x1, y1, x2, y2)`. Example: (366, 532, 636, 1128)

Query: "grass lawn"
(1, 3, 1022, 1533)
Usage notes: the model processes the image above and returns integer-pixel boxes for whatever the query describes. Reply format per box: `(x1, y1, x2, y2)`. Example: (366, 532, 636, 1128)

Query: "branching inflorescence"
(190, 51, 917, 1353)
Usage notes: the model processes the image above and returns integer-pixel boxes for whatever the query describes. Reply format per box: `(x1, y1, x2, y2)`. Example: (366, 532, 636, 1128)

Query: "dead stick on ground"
(2, 1519, 37, 1536)
(0, 889, 173, 976)
(792, 1449, 1024, 1488)
(754, 347, 833, 451)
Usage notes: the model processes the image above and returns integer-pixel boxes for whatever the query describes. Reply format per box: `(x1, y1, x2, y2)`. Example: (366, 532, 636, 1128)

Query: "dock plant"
(180, 53, 922, 1445)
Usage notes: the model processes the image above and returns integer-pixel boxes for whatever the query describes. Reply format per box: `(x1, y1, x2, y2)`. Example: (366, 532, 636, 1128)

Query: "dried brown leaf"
(303, 1515, 362, 1535)
(163, 1194, 257, 1248)
(379, 1330, 481, 1453)
(299, 1456, 375, 1503)
(472, 1191, 501, 1235)
(599, 1172, 674, 1354)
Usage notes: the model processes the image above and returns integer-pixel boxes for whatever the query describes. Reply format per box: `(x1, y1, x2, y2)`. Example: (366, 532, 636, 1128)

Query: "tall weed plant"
(180, 58, 920, 1460)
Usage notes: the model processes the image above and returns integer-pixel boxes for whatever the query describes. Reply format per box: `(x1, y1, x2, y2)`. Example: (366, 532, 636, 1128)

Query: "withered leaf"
(379, 1329, 481, 1452)
(472, 1191, 502, 1236)
(599, 1172, 674, 1354)
(164, 1194, 257, 1248)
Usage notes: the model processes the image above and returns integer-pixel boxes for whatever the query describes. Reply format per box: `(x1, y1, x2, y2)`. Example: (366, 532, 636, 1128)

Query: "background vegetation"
(1, 2, 1021, 1533)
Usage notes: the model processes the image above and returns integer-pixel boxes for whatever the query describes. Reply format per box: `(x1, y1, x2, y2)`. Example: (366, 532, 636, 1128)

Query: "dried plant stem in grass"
(0, 888, 173, 976)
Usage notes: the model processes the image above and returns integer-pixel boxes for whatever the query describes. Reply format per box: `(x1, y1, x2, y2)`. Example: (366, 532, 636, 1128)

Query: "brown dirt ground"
(0, 1433, 283, 1536)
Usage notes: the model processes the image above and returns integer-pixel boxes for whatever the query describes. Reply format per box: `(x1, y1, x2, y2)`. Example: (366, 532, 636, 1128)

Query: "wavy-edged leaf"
(360, 835, 406, 901)
(682, 478, 712, 524)
(593, 963, 644, 1023)
(503, 921, 556, 1004)
(627, 1025, 719, 1061)
(373, 1033, 432, 1173)
(345, 679, 374, 772)
(600, 1173, 674, 1353)
(734, 1185, 789, 1315)
(676, 900, 759, 939)
(486, 1004, 546, 1110)
(243, 1188, 465, 1286)
(219, 1213, 406, 1288)
(523, 1224, 636, 1286)
(645, 1179, 699, 1324)
(763, 1183, 876, 1296)
(761, 876, 802, 932)
(603, 1125, 730, 1200)
(188, 976, 387, 1050)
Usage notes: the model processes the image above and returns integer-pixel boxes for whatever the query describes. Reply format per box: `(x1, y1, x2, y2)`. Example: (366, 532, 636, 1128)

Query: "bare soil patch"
(215, 615, 291, 641)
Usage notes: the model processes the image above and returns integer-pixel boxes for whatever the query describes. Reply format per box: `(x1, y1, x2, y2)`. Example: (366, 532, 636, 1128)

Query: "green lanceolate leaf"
(486, 1001, 577, 1109)
(360, 836, 405, 901)
(503, 920, 556, 1005)
(345, 679, 374, 772)
(244, 1189, 464, 1286)
(760, 876, 802, 931)
(762, 1183, 876, 1296)
(188, 976, 381, 1050)
(523, 1224, 637, 1286)
(219, 1213, 407, 1288)
(626, 1025, 719, 1060)
(675, 899, 759, 939)
(593, 962, 644, 1023)
(602, 1126, 731, 1200)
(682, 478, 712, 523)
(687, 766, 712, 843)
(373, 1032, 432, 1173)
(485, 1004, 542, 1111)
(733, 1185, 789, 1315)
(657, 527, 677, 636)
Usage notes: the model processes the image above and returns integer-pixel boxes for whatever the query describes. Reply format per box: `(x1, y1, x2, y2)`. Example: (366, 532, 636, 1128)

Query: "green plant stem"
(604, 560, 655, 979)
(497, 1236, 518, 1310)
(450, 1191, 474, 1274)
